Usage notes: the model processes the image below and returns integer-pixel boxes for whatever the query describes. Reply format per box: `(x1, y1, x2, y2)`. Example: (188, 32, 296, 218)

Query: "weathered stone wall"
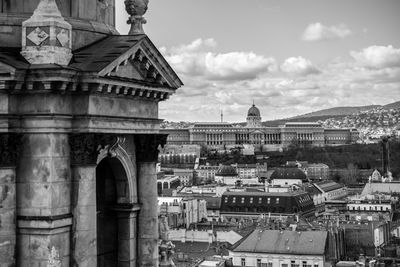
(0, 0, 117, 49)
(0, 167, 16, 267)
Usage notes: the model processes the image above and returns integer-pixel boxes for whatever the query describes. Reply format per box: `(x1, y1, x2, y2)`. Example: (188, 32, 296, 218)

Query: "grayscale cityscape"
(0, 0, 399, 267)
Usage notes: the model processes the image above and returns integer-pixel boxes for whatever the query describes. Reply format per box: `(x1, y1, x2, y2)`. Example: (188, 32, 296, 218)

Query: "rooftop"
(231, 229, 327, 255)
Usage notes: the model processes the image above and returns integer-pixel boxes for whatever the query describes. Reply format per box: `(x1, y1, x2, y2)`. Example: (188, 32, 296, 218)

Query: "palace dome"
(247, 104, 260, 117)
(270, 167, 307, 181)
(216, 165, 238, 177)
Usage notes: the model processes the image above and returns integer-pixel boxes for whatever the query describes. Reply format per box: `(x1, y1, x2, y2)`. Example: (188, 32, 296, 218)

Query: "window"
(250, 197, 253, 204)
(267, 198, 270, 204)
(267, 263, 273, 267)
(233, 197, 236, 203)
(259, 198, 262, 204)
(241, 197, 245, 204)
(282, 265, 288, 267)
(241, 258, 246, 267)
(224, 197, 228, 203)
(257, 259, 262, 267)
(314, 265, 319, 267)
(276, 198, 280, 204)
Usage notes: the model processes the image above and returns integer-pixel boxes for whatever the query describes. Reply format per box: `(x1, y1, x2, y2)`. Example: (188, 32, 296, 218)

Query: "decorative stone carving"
(27, 27, 49, 46)
(125, 0, 149, 34)
(135, 134, 167, 162)
(20, 0, 72, 65)
(47, 246, 62, 267)
(69, 134, 118, 165)
(0, 134, 22, 167)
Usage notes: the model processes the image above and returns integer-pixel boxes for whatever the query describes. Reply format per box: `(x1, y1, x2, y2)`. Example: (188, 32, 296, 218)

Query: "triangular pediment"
(98, 37, 183, 89)
(249, 130, 265, 134)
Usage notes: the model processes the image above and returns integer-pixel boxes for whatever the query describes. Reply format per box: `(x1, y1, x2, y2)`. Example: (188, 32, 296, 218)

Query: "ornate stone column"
(69, 133, 116, 267)
(0, 134, 21, 267)
(15, 132, 72, 266)
(135, 134, 167, 267)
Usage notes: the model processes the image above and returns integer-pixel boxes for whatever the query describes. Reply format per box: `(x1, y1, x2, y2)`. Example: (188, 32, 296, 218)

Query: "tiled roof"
(70, 34, 146, 72)
(231, 229, 327, 255)
(304, 184, 323, 196)
(0, 47, 29, 69)
(361, 182, 400, 195)
(315, 181, 344, 192)
(270, 167, 307, 181)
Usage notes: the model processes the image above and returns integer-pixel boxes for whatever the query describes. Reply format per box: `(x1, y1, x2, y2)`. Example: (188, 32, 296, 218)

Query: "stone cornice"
(1, 71, 173, 101)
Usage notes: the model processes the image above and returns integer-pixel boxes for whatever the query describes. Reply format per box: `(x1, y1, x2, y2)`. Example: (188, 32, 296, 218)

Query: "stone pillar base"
(17, 215, 72, 266)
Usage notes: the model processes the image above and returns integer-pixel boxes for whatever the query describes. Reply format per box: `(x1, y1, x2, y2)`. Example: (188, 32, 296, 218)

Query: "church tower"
(0, 0, 182, 266)
(246, 103, 262, 128)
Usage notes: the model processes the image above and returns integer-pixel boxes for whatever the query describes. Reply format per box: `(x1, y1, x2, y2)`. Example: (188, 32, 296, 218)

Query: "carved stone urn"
(124, 0, 149, 34)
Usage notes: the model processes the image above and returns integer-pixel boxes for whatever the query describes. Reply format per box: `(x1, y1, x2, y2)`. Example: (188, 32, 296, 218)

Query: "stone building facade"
(0, 0, 182, 266)
(161, 105, 359, 151)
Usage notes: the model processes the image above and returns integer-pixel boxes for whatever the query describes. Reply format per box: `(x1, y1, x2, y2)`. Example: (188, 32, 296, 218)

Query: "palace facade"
(161, 104, 359, 150)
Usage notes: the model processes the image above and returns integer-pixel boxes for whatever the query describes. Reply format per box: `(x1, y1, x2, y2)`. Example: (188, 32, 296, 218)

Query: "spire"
(221, 109, 224, 123)
(20, 0, 72, 65)
(125, 0, 149, 35)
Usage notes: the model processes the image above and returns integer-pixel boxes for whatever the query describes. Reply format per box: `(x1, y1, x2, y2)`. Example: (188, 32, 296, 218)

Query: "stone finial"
(20, 0, 72, 65)
(125, 0, 149, 34)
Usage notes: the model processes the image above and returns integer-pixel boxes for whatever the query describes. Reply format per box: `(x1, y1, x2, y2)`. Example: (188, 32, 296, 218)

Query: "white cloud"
(302, 23, 352, 41)
(204, 52, 277, 80)
(160, 41, 400, 122)
(350, 45, 400, 69)
(281, 57, 320, 75)
(163, 38, 277, 81)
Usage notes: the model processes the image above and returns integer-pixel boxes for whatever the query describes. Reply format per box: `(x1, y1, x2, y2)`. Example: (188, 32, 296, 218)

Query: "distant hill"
(383, 101, 400, 110)
(263, 100, 400, 125)
(263, 115, 345, 127)
(292, 105, 380, 119)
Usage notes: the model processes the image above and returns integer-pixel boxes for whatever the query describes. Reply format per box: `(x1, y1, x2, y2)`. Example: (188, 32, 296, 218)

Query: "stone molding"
(69, 133, 118, 165)
(135, 134, 167, 162)
(0, 133, 22, 167)
(2, 77, 172, 102)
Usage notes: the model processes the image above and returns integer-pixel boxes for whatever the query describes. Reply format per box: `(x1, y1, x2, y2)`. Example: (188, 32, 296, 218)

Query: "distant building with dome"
(161, 103, 359, 151)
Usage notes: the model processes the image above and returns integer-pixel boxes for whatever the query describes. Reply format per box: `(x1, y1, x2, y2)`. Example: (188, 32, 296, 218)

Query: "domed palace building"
(162, 104, 359, 151)
(0, 0, 182, 266)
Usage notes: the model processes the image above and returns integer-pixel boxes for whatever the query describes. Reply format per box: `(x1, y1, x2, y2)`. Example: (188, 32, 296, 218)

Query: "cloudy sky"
(115, 0, 400, 122)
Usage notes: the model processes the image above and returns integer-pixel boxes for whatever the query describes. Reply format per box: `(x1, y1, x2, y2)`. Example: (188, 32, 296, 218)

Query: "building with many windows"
(161, 104, 359, 151)
(229, 229, 329, 267)
(220, 190, 315, 221)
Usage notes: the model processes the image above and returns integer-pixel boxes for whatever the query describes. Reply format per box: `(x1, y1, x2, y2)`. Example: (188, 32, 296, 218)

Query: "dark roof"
(70, 34, 146, 72)
(222, 191, 306, 197)
(231, 229, 327, 255)
(315, 181, 344, 192)
(0, 47, 29, 69)
(304, 184, 323, 196)
(220, 191, 315, 215)
(270, 167, 307, 181)
(216, 165, 238, 177)
(247, 104, 260, 117)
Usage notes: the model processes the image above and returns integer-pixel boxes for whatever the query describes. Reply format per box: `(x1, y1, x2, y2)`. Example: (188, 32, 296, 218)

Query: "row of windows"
(241, 258, 319, 267)
(347, 205, 390, 211)
(225, 197, 280, 204)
